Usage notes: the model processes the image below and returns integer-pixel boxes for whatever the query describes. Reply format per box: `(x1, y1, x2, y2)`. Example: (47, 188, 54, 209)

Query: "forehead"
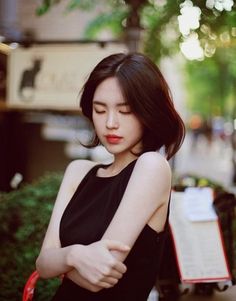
(93, 77, 125, 104)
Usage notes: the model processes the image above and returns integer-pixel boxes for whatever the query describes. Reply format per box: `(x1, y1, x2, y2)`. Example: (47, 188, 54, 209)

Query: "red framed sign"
(169, 189, 231, 283)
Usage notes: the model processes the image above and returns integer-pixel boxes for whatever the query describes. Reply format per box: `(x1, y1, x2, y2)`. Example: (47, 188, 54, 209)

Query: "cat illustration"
(18, 58, 42, 102)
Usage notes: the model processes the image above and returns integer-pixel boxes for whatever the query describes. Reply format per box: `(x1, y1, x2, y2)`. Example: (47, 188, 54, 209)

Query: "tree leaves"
(36, 0, 62, 16)
(83, 9, 128, 39)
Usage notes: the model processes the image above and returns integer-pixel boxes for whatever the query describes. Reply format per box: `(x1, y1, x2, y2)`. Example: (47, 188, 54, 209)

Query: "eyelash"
(94, 109, 131, 115)
(120, 111, 132, 114)
(94, 110, 105, 114)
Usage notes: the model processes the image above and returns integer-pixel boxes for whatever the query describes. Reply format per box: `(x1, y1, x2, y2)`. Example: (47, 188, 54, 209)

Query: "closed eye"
(119, 110, 132, 114)
(94, 109, 106, 114)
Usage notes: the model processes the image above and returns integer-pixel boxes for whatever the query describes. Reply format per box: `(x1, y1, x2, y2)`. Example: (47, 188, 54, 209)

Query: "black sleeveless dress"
(51, 160, 169, 301)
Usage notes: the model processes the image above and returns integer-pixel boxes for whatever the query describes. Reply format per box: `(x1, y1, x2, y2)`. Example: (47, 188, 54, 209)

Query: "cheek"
(130, 117, 143, 137)
(92, 114, 103, 134)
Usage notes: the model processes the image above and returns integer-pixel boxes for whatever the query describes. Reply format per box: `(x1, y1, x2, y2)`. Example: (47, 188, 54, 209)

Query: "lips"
(105, 135, 123, 144)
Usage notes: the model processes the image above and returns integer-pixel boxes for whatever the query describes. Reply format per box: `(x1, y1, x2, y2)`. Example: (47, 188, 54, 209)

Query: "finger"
(101, 258, 127, 275)
(101, 267, 123, 279)
(98, 280, 117, 289)
(113, 261, 127, 274)
(87, 283, 101, 292)
(103, 239, 130, 252)
(101, 276, 119, 286)
(106, 269, 123, 280)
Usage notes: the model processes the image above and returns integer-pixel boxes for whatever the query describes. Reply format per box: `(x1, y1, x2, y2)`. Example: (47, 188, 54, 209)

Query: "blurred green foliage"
(185, 47, 236, 119)
(173, 173, 224, 191)
(0, 173, 63, 301)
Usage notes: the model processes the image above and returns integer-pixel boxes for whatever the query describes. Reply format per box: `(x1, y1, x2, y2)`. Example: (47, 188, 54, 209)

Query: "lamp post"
(124, 0, 147, 52)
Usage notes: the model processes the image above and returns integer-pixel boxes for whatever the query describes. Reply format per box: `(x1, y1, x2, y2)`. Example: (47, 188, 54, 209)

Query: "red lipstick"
(105, 135, 122, 144)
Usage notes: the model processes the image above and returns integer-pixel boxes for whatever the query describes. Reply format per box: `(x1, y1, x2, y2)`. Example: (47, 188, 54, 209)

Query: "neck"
(109, 153, 138, 173)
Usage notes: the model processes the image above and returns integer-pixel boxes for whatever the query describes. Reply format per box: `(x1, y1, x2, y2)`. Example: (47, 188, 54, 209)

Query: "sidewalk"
(181, 285, 236, 301)
(147, 285, 236, 301)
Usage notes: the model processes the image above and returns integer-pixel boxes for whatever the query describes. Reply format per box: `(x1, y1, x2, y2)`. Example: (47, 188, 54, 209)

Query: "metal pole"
(124, 0, 147, 52)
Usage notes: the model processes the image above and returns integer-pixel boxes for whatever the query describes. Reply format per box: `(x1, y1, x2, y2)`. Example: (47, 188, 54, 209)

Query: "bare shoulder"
(132, 152, 171, 196)
(136, 151, 171, 177)
(63, 159, 98, 192)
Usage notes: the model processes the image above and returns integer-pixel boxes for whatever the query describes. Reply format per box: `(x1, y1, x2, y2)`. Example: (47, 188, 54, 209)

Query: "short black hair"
(80, 53, 185, 160)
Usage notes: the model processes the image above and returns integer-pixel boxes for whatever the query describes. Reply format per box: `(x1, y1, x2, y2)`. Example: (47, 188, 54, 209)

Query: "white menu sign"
(169, 190, 231, 283)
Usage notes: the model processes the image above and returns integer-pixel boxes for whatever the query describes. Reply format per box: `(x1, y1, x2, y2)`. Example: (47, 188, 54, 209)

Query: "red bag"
(22, 271, 40, 301)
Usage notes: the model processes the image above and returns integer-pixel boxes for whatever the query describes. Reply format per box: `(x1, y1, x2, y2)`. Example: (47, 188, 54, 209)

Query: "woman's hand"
(66, 269, 103, 292)
(67, 239, 130, 289)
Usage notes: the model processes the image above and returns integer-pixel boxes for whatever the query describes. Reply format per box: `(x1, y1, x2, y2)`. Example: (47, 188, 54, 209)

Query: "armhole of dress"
(163, 194, 171, 231)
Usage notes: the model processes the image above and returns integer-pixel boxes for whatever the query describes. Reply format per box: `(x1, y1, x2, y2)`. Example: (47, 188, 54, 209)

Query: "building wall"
(17, 0, 106, 41)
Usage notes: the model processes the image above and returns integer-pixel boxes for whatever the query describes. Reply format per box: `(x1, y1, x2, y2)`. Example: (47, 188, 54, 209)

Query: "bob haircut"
(80, 52, 185, 160)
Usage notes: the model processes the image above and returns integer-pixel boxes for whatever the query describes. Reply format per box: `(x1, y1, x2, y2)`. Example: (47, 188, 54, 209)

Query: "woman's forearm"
(36, 245, 81, 279)
(36, 239, 128, 286)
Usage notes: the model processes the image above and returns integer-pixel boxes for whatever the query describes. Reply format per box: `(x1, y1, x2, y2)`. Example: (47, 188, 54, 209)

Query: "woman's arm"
(101, 152, 171, 261)
(36, 160, 129, 288)
(36, 160, 97, 278)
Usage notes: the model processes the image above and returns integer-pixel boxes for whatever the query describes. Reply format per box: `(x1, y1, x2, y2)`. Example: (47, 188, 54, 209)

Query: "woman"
(36, 52, 185, 300)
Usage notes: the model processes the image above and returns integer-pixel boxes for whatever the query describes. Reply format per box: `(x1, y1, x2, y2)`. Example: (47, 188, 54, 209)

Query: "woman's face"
(92, 77, 143, 157)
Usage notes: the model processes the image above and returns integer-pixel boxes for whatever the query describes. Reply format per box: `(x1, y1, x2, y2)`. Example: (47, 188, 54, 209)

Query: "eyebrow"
(93, 101, 129, 107)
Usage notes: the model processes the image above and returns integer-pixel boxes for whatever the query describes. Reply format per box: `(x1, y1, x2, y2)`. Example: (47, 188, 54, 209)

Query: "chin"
(104, 145, 125, 155)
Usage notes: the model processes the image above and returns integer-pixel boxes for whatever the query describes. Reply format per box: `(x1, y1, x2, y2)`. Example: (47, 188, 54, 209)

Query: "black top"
(51, 160, 169, 301)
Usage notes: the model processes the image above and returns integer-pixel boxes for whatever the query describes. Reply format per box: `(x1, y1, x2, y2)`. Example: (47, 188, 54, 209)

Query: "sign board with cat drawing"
(7, 43, 127, 110)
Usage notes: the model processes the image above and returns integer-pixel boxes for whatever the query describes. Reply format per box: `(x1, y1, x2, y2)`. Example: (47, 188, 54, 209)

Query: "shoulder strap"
(72, 163, 103, 196)
(79, 163, 103, 185)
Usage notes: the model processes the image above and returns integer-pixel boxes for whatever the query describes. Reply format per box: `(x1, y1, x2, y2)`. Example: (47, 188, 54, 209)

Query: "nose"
(106, 111, 119, 129)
